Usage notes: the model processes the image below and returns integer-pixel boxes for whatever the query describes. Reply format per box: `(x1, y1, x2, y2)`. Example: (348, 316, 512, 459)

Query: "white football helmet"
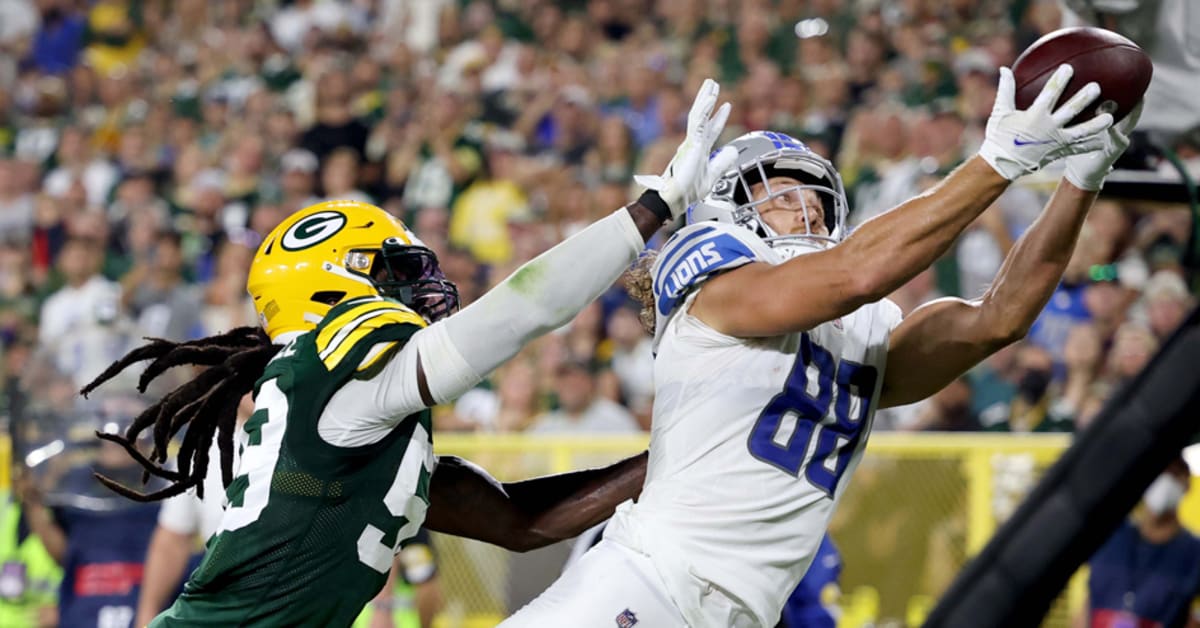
(688, 131, 849, 257)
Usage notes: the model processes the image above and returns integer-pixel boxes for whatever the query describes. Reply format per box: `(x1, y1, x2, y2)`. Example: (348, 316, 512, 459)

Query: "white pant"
(499, 539, 687, 627)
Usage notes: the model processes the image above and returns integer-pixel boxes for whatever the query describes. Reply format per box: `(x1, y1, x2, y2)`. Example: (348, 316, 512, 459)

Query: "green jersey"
(153, 297, 435, 627)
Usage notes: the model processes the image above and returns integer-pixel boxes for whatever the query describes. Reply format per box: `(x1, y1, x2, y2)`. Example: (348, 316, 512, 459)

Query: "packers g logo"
(281, 211, 347, 251)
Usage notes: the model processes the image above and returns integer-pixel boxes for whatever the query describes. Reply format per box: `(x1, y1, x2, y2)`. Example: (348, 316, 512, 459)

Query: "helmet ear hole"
(310, 291, 346, 306)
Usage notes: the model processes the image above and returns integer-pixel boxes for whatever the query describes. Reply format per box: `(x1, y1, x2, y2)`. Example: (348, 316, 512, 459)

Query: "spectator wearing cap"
(529, 357, 640, 434)
(952, 47, 1001, 128)
(278, 148, 321, 212)
(1140, 271, 1194, 342)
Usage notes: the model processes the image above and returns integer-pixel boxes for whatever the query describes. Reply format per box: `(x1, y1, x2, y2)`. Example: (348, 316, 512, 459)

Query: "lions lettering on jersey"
(652, 225, 761, 318)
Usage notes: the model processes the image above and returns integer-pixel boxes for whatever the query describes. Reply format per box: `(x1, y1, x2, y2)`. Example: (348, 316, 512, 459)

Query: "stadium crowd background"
(0, 0, 1196, 626)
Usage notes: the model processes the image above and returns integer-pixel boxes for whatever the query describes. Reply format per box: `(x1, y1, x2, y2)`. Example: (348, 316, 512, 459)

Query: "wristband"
(637, 190, 672, 223)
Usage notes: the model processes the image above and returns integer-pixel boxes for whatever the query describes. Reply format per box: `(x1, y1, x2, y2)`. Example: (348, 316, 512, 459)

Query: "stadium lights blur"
(25, 439, 65, 468)
(794, 18, 829, 39)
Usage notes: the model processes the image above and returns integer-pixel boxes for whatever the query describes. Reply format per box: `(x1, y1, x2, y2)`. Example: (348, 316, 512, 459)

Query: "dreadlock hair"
(80, 326, 281, 502)
(624, 250, 658, 335)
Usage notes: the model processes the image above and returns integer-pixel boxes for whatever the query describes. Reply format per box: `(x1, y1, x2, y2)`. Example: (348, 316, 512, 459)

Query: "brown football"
(1012, 27, 1153, 126)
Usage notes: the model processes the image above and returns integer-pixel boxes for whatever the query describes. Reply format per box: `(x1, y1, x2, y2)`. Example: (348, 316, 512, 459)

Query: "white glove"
(979, 64, 1114, 180)
(1064, 100, 1143, 191)
(634, 79, 739, 219)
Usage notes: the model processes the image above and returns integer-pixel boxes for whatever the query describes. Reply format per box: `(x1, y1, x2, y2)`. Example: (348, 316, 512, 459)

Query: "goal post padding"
(924, 307, 1200, 628)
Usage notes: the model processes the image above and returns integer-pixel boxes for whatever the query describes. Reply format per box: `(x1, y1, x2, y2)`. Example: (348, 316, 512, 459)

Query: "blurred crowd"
(0, 0, 1195, 445)
(0, 0, 1194, 622)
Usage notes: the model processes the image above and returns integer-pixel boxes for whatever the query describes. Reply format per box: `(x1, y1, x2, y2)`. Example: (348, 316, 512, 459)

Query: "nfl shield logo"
(616, 609, 638, 627)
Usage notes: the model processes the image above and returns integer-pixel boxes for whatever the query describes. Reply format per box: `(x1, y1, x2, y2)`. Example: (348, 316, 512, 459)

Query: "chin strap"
(766, 235, 833, 261)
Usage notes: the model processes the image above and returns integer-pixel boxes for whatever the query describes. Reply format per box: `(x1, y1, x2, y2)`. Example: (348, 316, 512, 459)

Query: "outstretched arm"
(879, 103, 1142, 408)
(423, 452, 648, 552)
(375, 81, 736, 414)
(879, 181, 1096, 407)
(693, 65, 1112, 337)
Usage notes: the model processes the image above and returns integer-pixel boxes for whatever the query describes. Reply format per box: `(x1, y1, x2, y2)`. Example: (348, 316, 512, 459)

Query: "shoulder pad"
(652, 223, 773, 319)
(315, 297, 425, 370)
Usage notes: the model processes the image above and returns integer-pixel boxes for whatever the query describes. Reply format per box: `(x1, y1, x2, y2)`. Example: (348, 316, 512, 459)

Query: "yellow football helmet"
(247, 200, 459, 340)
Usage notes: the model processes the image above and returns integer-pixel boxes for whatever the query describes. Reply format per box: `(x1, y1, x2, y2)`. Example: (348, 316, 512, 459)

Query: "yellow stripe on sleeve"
(321, 309, 425, 370)
(315, 300, 422, 357)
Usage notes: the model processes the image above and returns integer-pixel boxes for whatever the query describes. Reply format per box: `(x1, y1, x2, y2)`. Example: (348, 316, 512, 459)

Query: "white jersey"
(605, 222, 902, 628)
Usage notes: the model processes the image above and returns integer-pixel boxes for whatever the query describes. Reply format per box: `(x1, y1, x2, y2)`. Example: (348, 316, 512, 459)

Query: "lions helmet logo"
(281, 210, 347, 251)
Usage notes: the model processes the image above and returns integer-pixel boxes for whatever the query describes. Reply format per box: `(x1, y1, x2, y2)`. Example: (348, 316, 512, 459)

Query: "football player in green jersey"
(79, 80, 739, 627)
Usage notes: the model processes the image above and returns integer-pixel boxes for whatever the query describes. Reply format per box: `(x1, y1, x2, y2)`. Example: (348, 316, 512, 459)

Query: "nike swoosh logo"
(1013, 137, 1054, 146)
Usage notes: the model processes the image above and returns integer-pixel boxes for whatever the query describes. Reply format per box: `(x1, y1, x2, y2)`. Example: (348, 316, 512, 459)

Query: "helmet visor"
(352, 240, 460, 322)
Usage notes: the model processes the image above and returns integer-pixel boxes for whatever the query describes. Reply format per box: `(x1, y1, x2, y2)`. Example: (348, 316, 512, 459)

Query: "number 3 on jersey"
(747, 333, 878, 496)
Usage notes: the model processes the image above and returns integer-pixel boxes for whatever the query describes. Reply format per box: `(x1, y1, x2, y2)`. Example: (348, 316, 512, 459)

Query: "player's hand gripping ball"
(1013, 26, 1153, 126)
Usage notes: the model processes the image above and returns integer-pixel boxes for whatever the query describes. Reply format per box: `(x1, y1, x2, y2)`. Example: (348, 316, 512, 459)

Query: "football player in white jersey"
(501, 66, 1139, 627)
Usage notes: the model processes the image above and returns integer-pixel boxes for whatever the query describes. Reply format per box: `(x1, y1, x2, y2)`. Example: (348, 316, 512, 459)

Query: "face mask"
(1017, 369, 1051, 402)
(1143, 473, 1186, 515)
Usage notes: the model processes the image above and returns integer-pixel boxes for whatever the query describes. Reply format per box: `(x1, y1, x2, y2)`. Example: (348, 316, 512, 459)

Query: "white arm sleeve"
(157, 492, 200, 536)
(374, 208, 645, 417)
